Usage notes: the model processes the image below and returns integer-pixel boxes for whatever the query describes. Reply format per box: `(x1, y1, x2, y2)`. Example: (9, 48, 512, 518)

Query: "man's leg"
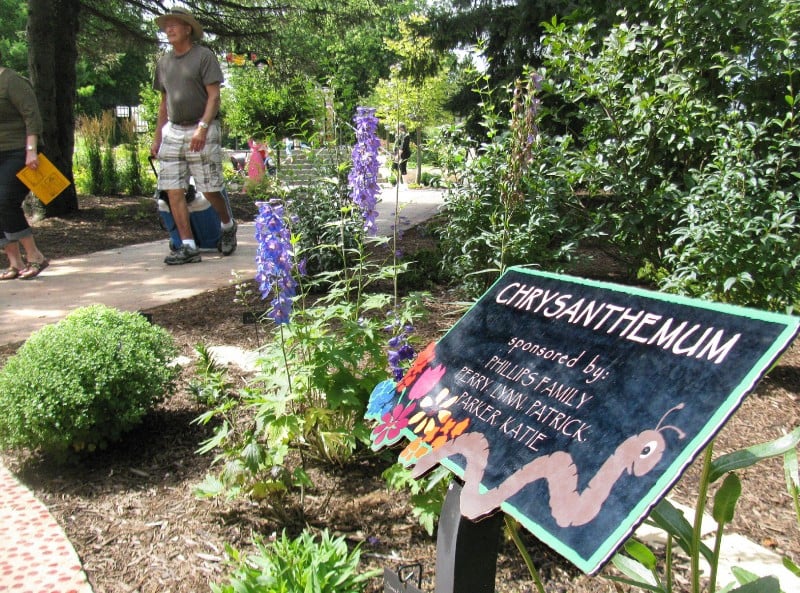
(164, 188, 201, 265)
(167, 188, 194, 239)
(203, 191, 231, 225)
(204, 190, 237, 256)
(190, 122, 237, 256)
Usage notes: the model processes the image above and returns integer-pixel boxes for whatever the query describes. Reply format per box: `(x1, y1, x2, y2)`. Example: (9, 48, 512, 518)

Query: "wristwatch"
(26, 145, 35, 151)
(198, 121, 209, 130)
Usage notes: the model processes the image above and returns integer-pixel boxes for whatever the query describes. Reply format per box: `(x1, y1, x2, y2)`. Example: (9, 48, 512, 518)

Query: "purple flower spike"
(254, 200, 297, 324)
(348, 107, 381, 236)
(385, 314, 416, 381)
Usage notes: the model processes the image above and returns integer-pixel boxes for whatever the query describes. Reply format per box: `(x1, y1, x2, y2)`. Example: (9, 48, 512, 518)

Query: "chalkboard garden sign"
(365, 267, 799, 575)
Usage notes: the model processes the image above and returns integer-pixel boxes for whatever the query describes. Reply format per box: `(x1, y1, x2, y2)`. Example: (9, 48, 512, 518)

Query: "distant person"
(151, 7, 237, 265)
(264, 146, 277, 176)
(283, 136, 293, 163)
(392, 123, 411, 188)
(0, 51, 49, 280)
(247, 137, 267, 182)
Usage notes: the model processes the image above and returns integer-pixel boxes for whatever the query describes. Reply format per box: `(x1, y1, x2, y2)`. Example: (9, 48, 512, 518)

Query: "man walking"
(151, 7, 237, 265)
(392, 123, 411, 188)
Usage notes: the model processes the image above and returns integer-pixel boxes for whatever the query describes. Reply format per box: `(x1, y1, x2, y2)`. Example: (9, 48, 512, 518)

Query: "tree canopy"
(3, 0, 419, 213)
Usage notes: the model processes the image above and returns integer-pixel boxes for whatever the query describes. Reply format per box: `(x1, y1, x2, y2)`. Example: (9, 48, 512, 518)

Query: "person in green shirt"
(0, 52, 49, 280)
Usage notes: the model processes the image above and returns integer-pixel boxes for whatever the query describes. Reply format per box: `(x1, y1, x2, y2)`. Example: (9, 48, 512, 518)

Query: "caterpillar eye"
(640, 440, 659, 459)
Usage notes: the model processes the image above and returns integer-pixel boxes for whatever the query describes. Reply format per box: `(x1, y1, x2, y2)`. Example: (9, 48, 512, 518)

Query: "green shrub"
(0, 304, 178, 457)
(211, 529, 380, 593)
(656, 118, 800, 312)
(419, 170, 442, 187)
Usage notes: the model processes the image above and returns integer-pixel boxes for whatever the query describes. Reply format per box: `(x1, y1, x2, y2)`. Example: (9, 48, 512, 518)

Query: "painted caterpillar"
(412, 404, 685, 527)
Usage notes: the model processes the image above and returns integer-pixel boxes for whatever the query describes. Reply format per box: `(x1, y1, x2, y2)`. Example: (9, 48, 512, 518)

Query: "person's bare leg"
(203, 190, 237, 255)
(167, 188, 194, 240)
(163, 188, 201, 264)
(203, 191, 232, 224)
(3, 241, 25, 271)
(18, 235, 45, 265)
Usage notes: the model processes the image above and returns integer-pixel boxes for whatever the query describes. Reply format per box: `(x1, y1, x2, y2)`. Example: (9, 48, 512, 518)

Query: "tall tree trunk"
(27, 0, 79, 216)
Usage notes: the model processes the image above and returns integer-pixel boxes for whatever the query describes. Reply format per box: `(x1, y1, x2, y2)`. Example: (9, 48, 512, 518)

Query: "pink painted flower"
(407, 364, 447, 401)
(371, 403, 416, 447)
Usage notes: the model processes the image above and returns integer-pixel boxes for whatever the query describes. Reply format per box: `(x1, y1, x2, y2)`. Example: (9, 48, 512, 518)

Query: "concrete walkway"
(0, 185, 444, 346)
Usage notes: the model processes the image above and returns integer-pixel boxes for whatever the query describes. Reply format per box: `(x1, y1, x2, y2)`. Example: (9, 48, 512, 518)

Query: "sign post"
(368, 267, 798, 586)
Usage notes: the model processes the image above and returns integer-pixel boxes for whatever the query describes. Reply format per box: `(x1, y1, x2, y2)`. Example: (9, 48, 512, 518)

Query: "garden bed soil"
(1, 193, 798, 593)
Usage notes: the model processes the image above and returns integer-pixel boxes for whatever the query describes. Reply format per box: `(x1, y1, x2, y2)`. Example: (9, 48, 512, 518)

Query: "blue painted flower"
(367, 379, 399, 419)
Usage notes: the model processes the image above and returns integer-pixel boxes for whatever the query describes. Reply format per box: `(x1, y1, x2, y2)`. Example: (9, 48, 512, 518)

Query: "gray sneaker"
(219, 220, 238, 255)
(164, 245, 201, 265)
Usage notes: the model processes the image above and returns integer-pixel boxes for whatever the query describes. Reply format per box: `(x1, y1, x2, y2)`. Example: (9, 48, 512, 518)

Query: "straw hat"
(156, 7, 203, 41)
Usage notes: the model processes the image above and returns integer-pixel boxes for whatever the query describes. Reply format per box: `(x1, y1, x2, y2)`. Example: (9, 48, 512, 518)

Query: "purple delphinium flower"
(254, 200, 297, 324)
(348, 107, 381, 236)
(385, 316, 416, 381)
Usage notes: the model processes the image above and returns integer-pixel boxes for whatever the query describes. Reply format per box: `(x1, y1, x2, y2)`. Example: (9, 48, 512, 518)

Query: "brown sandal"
(18, 259, 49, 280)
(0, 267, 20, 280)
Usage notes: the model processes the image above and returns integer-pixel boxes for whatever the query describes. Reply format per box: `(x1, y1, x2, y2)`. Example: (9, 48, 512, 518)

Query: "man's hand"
(190, 127, 207, 152)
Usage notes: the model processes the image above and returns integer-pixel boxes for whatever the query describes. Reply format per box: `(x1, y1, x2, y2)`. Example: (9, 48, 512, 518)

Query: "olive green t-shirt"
(153, 45, 224, 125)
(0, 68, 43, 152)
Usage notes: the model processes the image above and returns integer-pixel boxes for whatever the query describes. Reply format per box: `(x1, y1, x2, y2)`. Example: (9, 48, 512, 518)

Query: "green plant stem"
(709, 520, 723, 593)
(339, 207, 350, 295)
(392, 184, 400, 308)
(354, 236, 366, 319)
(279, 324, 292, 392)
(665, 535, 673, 593)
(504, 515, 546, 593)
(691, 442, 715, 593)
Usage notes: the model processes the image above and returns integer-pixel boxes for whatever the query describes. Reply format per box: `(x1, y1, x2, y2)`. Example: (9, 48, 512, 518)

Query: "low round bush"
(0, 304, 179, 457)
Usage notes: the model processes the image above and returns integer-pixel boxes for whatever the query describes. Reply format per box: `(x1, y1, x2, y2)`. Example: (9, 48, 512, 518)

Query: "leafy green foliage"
(0, 0, 29, 74)
(210, 529, 380, 593)
(436, 0, 800, 310)
(243, 151, 362, 277)
(658, 119, 800, 312)
(222, 65, 323, 144)
(436, 74, 591, 296)
(195, 166, 428, 515)
(382, 462, 451, 536)
(0, 305, 178, 458)
(538, 3, 800, 310)
(609, 428, 800, 593)
(196, 275, 427, 508)
(189, 343, 237, 408)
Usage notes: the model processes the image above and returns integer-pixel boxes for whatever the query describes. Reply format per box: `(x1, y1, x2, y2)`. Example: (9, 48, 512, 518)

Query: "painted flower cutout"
(371, 402, 416, 448)
(399, 437, 429, 466)
(408, 387, 456, 435)
(407, 364, 447, 401)
(366, 380, 398, 419)
(423, 416, 471, 450)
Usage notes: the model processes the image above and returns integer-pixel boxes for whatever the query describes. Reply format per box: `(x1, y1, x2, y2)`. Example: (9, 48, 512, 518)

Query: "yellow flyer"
(16, 153, 71, 205)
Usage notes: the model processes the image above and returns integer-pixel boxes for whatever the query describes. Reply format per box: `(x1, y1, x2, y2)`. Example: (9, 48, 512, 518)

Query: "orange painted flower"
(423, 417, 471, 450)
(399, 437, 429, 466)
